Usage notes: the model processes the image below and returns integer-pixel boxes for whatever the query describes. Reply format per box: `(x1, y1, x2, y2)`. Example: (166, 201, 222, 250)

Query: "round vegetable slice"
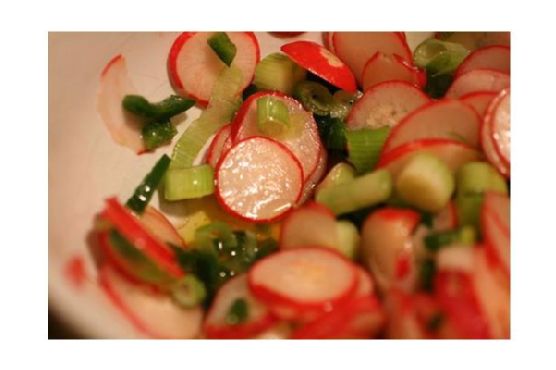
(168, 32, 259, 105)
(480, 93, 510, 177)
(232, 91, 321, 182)
(382, 99, 482, 152)
(204, 274, 276, 339)
(206, 124, 232, 168)
(445, 69, 510, 99)
(486, 88, 510, 167)
(280, 40, 357, 92)
(297, 146, 327, 205)
(455, 45, 510, 77)
(215, 136, 304, 223)
(248, 247, 358, 314)
(346, 81, 430, 130)
(280, 202, 338, 251)
(460, 91, 497, 117)
(361, 52, 425, 91)
(139, 206, 185, 248)
(481, 192, 510, 275)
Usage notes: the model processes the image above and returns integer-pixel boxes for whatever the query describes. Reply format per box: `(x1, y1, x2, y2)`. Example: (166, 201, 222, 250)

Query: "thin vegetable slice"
(460, 91, 497, 117)
(481, 192, 510, 275)
(445, 69, 510, 99)
(362, 52, 425, 91)
(207, 32, 237, 66)
(455, 45, 510, 77)
(253, 52, 306, 95)
(485, 88, 510, 168)
(296, 145, 327, 205)
(126, 154, 171, 214)
(256, 96, 291, 136)
(164, 165, 215, 200)
(345, 127, 390, 174)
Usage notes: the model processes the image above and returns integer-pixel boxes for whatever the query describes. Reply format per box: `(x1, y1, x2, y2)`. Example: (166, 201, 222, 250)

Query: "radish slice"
(445, 69, 510, 99)
(139, 206, 185, 248)
(361, 52, 425, 91)
(460, 91, 497, 117)
(346, 81, 430, 130)
(486, 88, 510, 167)
(215, 136, 304, 223)
(168, 32, 259, 105)
(384, 289, 430, 339)
(280, 40, 357, 92)
(97, 55, 145, 153)
(481, 92, 510, 177)
(481, 192, 510, 275)
(432, 201, 458, 231)
(232, 91, 321, 182)
(280, 202, 338, 250)
(248, 247, 358, 314)
(332, 32, 412, 85)
(206, 124, 232, 168)
(297, 146, 327, 205)
(355, 266, 376, 297)
(204, 274, 276, 339)
(323, 32, 335, 52)
(377, 138, 483, 177)
(99, 264, 203, 339)
(382, 99, 482, 152)
(455, 45, 511, 77)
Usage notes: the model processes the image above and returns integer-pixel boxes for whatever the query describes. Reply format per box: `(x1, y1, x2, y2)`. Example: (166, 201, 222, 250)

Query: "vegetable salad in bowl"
(57, 31, 511, 339)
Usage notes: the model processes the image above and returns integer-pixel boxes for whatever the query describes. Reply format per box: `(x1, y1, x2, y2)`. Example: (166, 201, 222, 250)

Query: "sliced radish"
(280, 40, 356, 92)
(280, 202, 338, 251)
(231, 91, 321, 182)
(382, 99, 482, 152)
(296, 146, 327, 205)
(322, 32, 335, 52)
(99, 264, 203, 339)
(355, 266, 376, 297)
(248, 247, 358, 316)
(215, 136, 304, 223)
(168, 32, 259, 105)
(332, 32, 412, 85)
(481, 192, 510, 275)
(384, 289, 430, 339)
(460, 91, 497, 117)
(206, 124, 232, 168)
(346, 81, 430, 130)
(361, 52, 425, 91)
(455, 45, 511, 77)
(377, 138, 483, 177)
(204, 274, 276, 339)
(97, 54, 145, 154)
(480, 91, 510, 177)
(486, 88, 510, 167)
(139, 206, 185, 248)
(432, 201, 458, 231)
(360, 208, 421, 293)
(445, 69, 510, 99)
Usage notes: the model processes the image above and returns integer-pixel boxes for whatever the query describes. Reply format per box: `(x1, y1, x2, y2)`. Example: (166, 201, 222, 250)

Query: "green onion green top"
(126, 154, 171, 214)
(226, 298, 249, 325)
(122, 95, 195, 122)
(207, 32, 237, 66)
(256, 96, 291, 137)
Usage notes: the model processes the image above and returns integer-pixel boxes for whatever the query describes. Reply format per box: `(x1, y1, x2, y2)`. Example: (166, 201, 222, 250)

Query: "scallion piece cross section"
(345, 127, 390, 174)
(207, 32, 237, 66)
(256, 96, 291, 136)
(164, 164, 215, 200)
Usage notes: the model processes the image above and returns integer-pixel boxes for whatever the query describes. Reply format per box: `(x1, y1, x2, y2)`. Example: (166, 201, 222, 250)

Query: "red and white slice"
(481, 192, 510, 275)
(281, 40, 357, 92)
(168, 32, 259, 105)
(215, 136, 304, 223)
(382, 99, 482, 152)
(204, 274, 276, 339)
(346, 81, 430, 130)
(206, 124, 232, 168)
(332, 32, 412, 85)
(297, 146, 327, 205)
(361, 52, 425, 91)
(248, 247, 358, 317)
(377, 138, 483, 177)
(139, 206, 185, 248)
(323, 32, 335, 52)
(97, 55, 145, 154)
(486, 88, 510, 167)
(232, 91, 322, 182)
(455, 45, 511, 77)
(99, 264, 203, 339)
(445, 69, 510, 99)
(432, 201, 458, 231)
(280, 202, 339, 250)
(460, 91, 497, 117)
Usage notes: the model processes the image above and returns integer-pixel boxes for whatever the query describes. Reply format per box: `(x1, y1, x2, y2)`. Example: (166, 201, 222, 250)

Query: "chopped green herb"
(122, 94, 195, 122)
(126, 154, 170, 214)
(226, 298, 249, 325)
(207, 32, 237, 66)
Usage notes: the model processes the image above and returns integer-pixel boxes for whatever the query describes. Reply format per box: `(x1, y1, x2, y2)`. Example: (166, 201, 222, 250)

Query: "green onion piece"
(256, 96, 290, 136)
(420, 258, 437, 292)
(207, 32, 237, 66)
(293, 80, 336, 116)
(335, 221, 359, 259)
(424, 226, 476, 251)
(456, 193, 484, 230)
(314, 115, 347, 151)
(164, 165, 215, 200)
(456, 162, 509, 197)
(170, 66, 243, 169)
(346, 127, 391, 174)
(170, 274, 207, 308)
(126, 154, 171, 214)
(122, 94, 195, 122)
(142, 120, 178, 150)
(254, 52, 306, 95)
(332, 90, 361, 120)
(226, 298, 249, 325)
(318, 162, 355, 190)
(194, 221, 238, 251)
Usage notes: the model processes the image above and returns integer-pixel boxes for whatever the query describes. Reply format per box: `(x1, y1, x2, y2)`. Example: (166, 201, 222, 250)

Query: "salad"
(92, 31, 510, 339)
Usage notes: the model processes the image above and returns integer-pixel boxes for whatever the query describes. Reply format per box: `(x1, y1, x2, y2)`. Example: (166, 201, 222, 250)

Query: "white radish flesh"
(455, 45, 511, 77)
(280, 202, 338, 251)
(445, 69, 510, 99)
(460, 91, 497, 117)
(361, 52, 424, 91)
(488, 89, 510, 166)
(139, 206, 185, 248)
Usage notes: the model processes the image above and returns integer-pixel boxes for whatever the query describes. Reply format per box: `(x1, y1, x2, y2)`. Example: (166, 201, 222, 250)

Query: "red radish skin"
(231, 91, 321, 182)
(445, 69, 510, 99)
(139, 206, 185, 248)
(204, 274, 277, 339)
(481, 193, 510, 275)
(279, 201, 338, 250)
(377, 138, 483, 177)
(206, 124, 232, 168)
(332, 32, 412, 85)
(99, 264, 203, 339)
(97, 54, 146, 154)
(460, 91, 497, 117)
(455, 45, 511, 77)
(486, 88, 510, 167)
(215, 136, 304, 223)
(322, 32, 334, 52)
(346, 81, 430, 130)
(297, 145, 327, 205)
(168, 32, 259, 105)
(281, 40, 357, 92)
(248, 247, 358, 316)
(480, 96, 510, 177)
(355, 266, 376, 297)
(382, 99, 482, 152)
(361, 52, 425, 91)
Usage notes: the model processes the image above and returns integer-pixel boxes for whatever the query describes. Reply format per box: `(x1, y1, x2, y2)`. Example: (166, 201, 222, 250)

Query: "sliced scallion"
(256, 96, 290, 136)
(424, 225, 476, 251)
(126, 154, 171, 214)
(207, 32, 237, 66)
(142, 120, 178, 150)
(346, 127, 391, 174)
(254, 52, 306, 95)
(164, 165, 215, 200)
(170, 274, 207, 308)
